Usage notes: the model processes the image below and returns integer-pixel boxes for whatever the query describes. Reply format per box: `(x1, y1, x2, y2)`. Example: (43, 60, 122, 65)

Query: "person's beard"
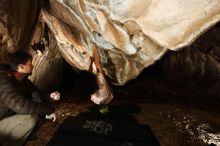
(25, 71, 32, 76)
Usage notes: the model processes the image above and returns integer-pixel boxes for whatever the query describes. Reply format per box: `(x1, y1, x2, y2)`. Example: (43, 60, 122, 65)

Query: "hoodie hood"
(0, 64, 12, 73)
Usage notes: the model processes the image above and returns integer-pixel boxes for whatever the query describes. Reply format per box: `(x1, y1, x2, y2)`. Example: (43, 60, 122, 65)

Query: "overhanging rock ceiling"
(42, 0, 220, 85)
(1, 0, 220, 85)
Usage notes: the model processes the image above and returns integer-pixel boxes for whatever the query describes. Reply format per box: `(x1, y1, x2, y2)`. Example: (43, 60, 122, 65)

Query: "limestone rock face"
(0, 0, 42, 52)
(0, 0, 63, 91)
(1, 0, 220, 86)
(41, 0, 220, 85)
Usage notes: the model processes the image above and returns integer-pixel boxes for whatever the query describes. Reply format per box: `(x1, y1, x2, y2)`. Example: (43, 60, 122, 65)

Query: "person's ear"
(20, 64, 24, 69)
(17, 64, 24, 72)
(18, 64, 24, 69)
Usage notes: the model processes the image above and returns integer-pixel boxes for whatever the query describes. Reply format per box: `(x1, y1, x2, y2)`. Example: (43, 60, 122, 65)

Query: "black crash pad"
(47, 112, 160, 146)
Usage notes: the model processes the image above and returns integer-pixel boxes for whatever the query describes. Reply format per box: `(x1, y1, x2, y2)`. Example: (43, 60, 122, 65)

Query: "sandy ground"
(25, 77, 220, 146)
